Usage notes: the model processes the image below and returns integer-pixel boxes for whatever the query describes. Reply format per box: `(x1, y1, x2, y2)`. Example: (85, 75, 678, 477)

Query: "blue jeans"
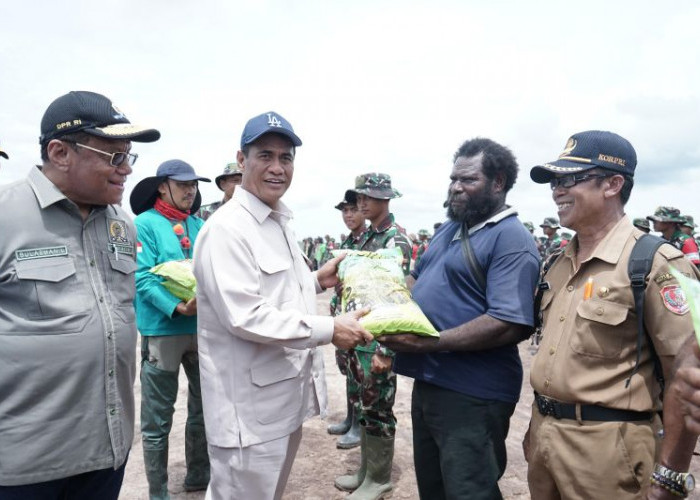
(411, 380, 515, 500)
(0, 457, 127, 500)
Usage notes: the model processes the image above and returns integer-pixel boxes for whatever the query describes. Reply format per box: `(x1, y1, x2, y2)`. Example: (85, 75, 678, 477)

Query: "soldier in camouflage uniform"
(335, 173, 412, 500)
(647, 206, 700, 266)
(328, 191, 367, 449)
(632, 217, 651, 233)
(539, 216, 561, 259)
(414, 228, 431, 266)
(197, 162, 242, 220)
(681, 214, 696, 237)
(524, 221, 544, 256)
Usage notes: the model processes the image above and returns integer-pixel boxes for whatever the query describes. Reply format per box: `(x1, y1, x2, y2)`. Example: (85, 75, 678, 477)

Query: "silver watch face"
(685, 474, 695, 492)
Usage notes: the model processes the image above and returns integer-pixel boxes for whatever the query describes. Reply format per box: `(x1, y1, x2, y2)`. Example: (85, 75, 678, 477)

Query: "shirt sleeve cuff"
(312, 272, 325, 293)
(302, 315, 335, 347)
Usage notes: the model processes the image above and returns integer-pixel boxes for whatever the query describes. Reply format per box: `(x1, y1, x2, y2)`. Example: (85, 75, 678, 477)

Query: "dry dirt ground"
(120, 290, 700, 499)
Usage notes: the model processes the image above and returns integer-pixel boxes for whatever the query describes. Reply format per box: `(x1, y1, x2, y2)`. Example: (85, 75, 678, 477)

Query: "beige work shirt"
(531, 216, 699, 412)
(193, 188, 334, 448)
(0, 166, 137, 485)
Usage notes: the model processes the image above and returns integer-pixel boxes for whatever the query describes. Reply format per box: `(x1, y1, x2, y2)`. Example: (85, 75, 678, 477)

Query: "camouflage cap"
(632, 218, 650, 231)
(646, 206, 683, 223)
(418, 229, 430, 236)
(334, 189, 358, 210)
(682, 215, 697, 229)
(215, 162, 243, 190)
(561, 232, 573, 239)
(523, 221, 535, 232)
(540, 217, 560, 229)
(350, 172, 401, 200)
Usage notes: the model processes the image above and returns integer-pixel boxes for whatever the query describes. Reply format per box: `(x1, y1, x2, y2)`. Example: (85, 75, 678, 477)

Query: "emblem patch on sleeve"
(659, 284, 689, 315)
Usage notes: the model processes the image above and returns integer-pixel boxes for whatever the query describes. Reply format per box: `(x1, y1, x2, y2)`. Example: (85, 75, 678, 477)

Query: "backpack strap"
(626, 233, 668, 391)
(460, 220, 487, 293)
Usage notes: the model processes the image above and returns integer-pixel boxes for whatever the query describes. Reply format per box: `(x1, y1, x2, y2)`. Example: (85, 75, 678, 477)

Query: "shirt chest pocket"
(13, 257, 92, 331)
(106, 254, 137, 306)
(258, 252, 294, 306)
(570, 298, 631, 359)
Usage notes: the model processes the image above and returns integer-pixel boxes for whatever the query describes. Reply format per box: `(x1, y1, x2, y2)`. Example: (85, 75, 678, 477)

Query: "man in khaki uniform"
(523, 130, 699, 499)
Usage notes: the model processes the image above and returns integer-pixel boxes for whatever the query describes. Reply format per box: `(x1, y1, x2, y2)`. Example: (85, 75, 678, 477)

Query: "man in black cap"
(328, 190, 367, 449)
(192, 111, 373, 499)
(198, 162, 243, 221)
(0, 91, 159, 498)
(130, 160, 211, 499)
(524, 130, 699, 499)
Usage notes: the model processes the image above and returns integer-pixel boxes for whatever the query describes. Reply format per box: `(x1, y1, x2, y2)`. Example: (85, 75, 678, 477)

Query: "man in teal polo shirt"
(130, 160, 211, 499)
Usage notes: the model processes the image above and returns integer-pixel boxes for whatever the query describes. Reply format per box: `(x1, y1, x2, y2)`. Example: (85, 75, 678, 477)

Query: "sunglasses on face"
(549, 173, 611, 190)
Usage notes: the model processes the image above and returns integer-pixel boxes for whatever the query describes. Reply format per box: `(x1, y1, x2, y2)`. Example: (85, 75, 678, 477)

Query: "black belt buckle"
(536, 394, 562, 419)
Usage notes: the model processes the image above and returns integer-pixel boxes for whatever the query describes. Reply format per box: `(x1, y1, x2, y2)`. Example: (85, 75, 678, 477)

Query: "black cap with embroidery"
(531, 130, 636, 183)
(40, 91, 160, 144)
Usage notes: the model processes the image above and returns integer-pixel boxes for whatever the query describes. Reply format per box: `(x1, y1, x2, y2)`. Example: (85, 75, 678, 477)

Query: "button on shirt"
(531, 216, 699, 412)
(0, 166, 137, 486)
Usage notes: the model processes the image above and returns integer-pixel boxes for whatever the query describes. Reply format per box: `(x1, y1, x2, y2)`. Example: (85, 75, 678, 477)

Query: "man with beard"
(130, 160, 212, 499)
(378, 138, 540, 499)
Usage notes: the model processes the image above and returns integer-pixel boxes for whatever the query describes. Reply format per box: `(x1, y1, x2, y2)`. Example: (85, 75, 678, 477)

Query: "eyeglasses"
(67, 141, 138, 167)
(549, 173, 611, 190)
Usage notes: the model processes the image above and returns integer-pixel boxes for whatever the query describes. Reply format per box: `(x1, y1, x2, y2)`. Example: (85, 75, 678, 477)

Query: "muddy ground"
(120, 290, 700, 499)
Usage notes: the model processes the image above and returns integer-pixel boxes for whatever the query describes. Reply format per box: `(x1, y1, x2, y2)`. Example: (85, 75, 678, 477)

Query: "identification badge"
(15, 245, 68, 261)
(107, 218, 129, 244)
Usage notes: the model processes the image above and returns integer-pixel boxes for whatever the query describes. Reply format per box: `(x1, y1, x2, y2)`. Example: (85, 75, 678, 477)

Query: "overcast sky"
(2, 0, 699, 240)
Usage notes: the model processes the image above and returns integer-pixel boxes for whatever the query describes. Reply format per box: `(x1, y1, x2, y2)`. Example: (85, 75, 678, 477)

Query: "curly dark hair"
(453, 137, 519, 193)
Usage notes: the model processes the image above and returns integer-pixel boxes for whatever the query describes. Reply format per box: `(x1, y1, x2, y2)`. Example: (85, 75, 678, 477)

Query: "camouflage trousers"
(347, 349, 397, 438)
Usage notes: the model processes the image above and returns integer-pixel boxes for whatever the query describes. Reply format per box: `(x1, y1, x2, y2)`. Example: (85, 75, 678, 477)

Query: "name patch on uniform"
(15, 245, 68, 261)
(654, 272, 674, 285)
(109, 243, 135, 256)
(659, 285, 689, 315)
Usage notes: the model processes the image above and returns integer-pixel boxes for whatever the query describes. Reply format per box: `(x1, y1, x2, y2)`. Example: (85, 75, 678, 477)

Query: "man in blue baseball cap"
(130, 160, 212, 498)
(524, 130, 700, 499)
(193, 111, 373, 499)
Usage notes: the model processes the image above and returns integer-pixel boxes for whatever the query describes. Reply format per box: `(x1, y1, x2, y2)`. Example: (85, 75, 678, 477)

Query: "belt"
(534, 392, 652, 422)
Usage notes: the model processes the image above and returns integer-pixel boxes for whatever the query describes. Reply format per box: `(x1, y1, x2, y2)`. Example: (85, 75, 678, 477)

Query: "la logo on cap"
(267, 113, 282, 128)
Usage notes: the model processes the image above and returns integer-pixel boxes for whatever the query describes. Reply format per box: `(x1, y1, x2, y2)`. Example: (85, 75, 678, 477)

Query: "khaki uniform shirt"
(531, 216, 699, 412)
(0, 167, 137, 485)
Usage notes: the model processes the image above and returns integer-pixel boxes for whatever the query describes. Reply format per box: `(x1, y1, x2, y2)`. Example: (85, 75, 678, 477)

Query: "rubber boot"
(183, 425, 210, 491)
(347, 434, 394, 500)
(328, 399, 354, 435)
(337, 403, 361, 449)
(334, 428, 367, 492)
(143, 447, 170, 500)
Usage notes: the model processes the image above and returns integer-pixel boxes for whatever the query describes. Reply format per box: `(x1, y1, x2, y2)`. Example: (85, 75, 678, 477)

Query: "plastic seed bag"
(150, 259, 197, 301)
(335, 248, 438, 337)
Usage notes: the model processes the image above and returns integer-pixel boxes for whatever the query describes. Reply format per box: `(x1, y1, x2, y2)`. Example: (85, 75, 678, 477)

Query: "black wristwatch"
(651, 463, 695, 498)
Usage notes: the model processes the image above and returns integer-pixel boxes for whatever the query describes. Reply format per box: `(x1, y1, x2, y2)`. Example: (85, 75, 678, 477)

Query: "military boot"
(143, 446, 170, 500)
(328, 399, 354, 435)
(334, 428, 367, 492)
(347, 433, 394, 500)
(183, 425, 210, 491)
(337, 403, 361, 449)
